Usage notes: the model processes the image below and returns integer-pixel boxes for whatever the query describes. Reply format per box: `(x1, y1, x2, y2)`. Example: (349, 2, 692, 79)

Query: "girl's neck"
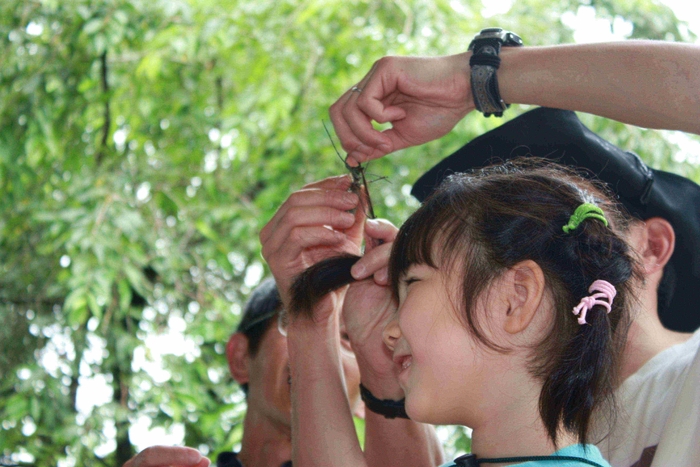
(469, 383, 579, 466)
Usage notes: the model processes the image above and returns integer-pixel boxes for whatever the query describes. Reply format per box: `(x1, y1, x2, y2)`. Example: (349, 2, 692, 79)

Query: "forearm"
(288, 317, 366, 467)
(497, 41, 700, 134)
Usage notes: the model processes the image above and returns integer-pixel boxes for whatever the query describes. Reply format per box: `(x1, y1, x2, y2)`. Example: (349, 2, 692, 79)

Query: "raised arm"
(343, 219, 443, 467)
(260, 179, 442, 467)
(330, 40, 700, 163)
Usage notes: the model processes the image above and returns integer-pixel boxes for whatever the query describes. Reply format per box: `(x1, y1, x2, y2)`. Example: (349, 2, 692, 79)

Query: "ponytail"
(540, 218, 635, 446)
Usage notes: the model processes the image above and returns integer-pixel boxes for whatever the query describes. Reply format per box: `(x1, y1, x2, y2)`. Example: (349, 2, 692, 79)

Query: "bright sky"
(15, 2, 700, 465)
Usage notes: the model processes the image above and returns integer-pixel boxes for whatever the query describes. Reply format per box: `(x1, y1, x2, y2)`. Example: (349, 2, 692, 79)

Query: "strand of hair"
(289, 254, 361, 318)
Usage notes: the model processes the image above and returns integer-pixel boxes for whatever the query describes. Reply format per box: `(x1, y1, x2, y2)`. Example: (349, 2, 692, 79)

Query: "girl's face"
(384, 263, 515, 427)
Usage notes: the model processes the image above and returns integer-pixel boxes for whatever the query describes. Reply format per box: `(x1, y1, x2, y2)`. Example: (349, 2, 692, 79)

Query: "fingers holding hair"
(351, 219, 399, 284)
(259, 175, 357, 244)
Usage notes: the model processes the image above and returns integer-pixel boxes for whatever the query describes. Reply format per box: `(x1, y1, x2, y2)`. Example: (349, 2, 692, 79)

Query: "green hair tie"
(562, 203, 609, 233)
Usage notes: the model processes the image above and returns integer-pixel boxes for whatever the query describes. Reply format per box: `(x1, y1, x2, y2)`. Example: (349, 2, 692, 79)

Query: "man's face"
(244, 319, 293, 428)
(243, 314, 361, 427)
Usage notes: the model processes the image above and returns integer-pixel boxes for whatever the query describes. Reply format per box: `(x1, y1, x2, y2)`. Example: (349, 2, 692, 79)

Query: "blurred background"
(1, 0, 698, 465)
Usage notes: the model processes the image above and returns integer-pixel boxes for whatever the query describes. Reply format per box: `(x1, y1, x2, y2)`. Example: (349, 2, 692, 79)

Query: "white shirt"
(596, 329, 700, 467)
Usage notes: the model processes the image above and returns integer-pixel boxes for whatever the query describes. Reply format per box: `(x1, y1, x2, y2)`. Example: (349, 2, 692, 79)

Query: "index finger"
(330, 93, 384, 165)
(350, 219, 398, 280)
(351, 241, 392, 282)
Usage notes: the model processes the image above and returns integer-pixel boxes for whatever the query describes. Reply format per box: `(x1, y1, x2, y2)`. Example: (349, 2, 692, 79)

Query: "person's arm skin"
(330, 41, 700, 163)
(348, 220, 443, 467)
(122, 446, 210, 467)
(284, 224, 442, 467)
(260, 180, 442, 467)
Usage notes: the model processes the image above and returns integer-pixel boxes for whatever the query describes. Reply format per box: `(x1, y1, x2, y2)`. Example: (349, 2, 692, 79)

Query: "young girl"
(265, 160, 639, 466)
(383, 160, 639, 466)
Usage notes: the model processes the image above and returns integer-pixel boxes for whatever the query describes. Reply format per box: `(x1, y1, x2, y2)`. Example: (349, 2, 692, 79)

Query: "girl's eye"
(403, 277, 420, 287)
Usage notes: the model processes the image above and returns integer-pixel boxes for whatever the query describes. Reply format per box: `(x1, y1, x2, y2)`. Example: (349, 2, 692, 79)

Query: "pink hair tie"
(572, 280, 617, 325)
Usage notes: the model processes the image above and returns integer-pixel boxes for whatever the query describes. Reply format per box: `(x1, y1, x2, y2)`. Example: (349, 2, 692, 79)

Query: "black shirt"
(216, 451, 292, 467)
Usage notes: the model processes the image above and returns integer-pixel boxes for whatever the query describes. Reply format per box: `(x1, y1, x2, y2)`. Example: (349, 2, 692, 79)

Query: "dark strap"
(215, 451, 291, 467)
(454, 453, 604, 467)
(359, 383, 409, 419)
(216, 452, 243, 467)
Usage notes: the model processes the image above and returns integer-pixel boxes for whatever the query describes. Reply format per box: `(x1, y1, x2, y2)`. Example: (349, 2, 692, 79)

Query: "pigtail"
(539, 219, 635, 446)
(540, 306, 615, 446)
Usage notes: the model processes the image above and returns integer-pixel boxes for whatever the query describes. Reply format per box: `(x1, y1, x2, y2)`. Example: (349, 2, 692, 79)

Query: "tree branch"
(96, 51, 110, 166)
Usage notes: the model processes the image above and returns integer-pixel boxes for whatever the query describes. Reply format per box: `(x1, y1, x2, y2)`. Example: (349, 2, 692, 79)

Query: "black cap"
(412, 107, 700, 333)
(237, 277, 282, 333)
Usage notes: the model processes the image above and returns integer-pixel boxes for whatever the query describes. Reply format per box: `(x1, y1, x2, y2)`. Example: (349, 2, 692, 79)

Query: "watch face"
(477, 28, 507, 41)
(469, 29, 522, 51)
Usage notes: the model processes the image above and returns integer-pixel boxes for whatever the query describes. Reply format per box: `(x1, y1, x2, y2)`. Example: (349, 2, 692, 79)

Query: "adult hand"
(259, 175, 364, 314)
(343, 219, 402, 399)
(122, 446, 210, 467)
(329, 53, 473, 164)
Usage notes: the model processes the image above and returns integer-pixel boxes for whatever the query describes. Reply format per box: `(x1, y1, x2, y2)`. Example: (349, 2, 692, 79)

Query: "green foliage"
(0, 0, 697, 465)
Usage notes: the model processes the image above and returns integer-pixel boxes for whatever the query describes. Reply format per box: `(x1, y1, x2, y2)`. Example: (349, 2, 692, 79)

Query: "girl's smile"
(393, 352, 413, 383)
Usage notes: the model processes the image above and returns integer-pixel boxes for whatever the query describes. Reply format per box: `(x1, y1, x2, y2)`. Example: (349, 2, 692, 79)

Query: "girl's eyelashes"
(402, 276, 420, 287)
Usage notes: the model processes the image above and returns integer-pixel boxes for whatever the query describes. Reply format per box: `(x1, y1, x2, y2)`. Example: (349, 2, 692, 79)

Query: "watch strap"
(359, 383, 409, 419)
(468, 29, 522, 117)
(469, 42, 507, 117)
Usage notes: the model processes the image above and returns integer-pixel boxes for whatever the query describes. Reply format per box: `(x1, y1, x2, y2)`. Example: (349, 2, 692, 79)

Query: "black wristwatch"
(359, 384, 409, 419)
(468, 27, 523, 117)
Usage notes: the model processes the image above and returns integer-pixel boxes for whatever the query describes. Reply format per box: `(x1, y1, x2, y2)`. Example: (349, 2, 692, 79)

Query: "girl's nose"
(382, 316, 401, 351)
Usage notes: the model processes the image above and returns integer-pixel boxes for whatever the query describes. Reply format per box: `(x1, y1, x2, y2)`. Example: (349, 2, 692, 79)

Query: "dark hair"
(389, 159, 640, 447)
(236, 278, 282, 394)
(289, 255, 360, 317)
(238, 317, 275, 396)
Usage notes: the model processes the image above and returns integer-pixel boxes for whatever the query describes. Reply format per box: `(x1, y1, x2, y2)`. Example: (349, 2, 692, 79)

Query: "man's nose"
(382, 316, 401, 351)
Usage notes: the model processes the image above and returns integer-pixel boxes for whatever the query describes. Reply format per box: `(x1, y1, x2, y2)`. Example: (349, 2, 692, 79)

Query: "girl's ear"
(503, 260, 546, 335)
(226, 332, 250, 384)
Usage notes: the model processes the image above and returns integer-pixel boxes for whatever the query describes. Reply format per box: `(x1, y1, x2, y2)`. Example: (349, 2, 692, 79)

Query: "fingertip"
(351, 262, 367, 280)
(330, 173, 352, 184)
(374, 267, 389, 285)
(365, 218, 380, 231)
(346, 152, 363, 167)
(340, 211, 357, 225)
(365, 218, 397, 240)
(335, 173, 353, 188)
